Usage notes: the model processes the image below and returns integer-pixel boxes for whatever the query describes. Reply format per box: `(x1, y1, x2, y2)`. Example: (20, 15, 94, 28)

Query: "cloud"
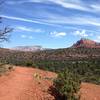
(50, 0, 100, 13)
(6, 0, 46, 4)
(41, 14, 100, 27)
(15, 26, 44, 33)
(50, 0, 90, 12)
(1, 13, 100, 29)
(5, 0, 92, 12)
(98, 36, 100, 39)
(1, 15, 41, 23)
(95, 36, 100, 42)
(21, 35, 27, 38)
(2, 2, 100, 29)
(5, 0, 100, 13)
(73, 30, 88, 37)
(28, 36, 33, 39)
(50, 31, 66, 37)
(28, 0, 100, 13)
(0, 15, 58, 27)
(21, 34, 33, 39)
(90, 4, 100, 12)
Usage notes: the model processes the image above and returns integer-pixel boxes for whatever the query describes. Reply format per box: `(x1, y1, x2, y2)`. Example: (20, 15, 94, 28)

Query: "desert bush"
(0, 64, 14, 75)
(53, 69, 81, 100)
(26, 62, 33, 66)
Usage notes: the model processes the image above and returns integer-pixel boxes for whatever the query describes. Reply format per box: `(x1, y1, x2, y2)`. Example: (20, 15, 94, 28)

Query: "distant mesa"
(8, 38, 100, 52)
(72, 38, 100, 48)
(10, 45, 46, 52)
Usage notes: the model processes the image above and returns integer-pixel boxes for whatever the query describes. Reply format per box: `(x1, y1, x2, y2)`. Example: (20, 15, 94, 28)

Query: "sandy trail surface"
(0, 66, 100, 100)
(0, 67, 56, 100)
(80, 83, 100, 100)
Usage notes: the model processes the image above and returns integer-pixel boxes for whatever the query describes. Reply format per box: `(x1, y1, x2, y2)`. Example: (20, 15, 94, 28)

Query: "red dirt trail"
(0, 67, 100, 100)
(80, 83, 100, 100)
(0, 67, 56, 100)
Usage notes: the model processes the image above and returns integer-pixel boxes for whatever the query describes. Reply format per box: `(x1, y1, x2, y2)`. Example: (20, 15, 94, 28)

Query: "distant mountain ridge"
(72, 38, 100, 48)
(0, 38, 100, 66)
(10, 45, 46, 52)
(9, 38, 100, 52)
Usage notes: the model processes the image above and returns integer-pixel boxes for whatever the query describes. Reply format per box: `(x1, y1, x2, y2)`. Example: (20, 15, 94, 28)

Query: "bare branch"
(0, 27, 13, 42)
(0, 0, 13, 43)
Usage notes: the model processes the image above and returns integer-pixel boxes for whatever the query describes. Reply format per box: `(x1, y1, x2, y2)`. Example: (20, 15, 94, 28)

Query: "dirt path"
(0, 67, 56, 100)
(0, 66, 100, 100)
(80, 83, 100, 100)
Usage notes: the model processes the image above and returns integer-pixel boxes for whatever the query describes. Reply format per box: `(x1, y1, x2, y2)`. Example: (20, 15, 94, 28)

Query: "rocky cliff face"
(72, 38, 100, 48)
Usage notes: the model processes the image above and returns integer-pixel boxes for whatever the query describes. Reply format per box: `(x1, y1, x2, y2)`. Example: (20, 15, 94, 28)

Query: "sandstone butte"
(72, 38, 100, 48)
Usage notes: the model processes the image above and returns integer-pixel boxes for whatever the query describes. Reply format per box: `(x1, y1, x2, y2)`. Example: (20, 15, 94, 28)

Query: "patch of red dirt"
(0, 67, 56, 100)
(80, 82, 100, 100)
(0, 67, 100, 100)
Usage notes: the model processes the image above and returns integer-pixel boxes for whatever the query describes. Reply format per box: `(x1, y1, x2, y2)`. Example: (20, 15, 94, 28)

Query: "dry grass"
(0, 63, 14, 76)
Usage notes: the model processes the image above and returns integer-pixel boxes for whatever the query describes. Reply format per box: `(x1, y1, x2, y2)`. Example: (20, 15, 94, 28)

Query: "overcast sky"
(1, 0, 100, 48)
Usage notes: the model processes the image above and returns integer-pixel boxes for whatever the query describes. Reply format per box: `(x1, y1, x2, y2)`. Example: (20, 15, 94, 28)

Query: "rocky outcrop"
(72, 38, 100, 48)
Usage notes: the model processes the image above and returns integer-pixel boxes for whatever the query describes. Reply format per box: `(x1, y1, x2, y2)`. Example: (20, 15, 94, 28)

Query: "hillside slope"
(0, 39, 100, 65)
(0, 67, 100, 100)
(0, 67, 56, 100)
(0, 45, 100, 65)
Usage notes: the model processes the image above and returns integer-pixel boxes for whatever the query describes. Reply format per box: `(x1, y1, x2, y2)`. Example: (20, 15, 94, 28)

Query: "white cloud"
(6, 0, 100, 13)
(95, 36, 100, 42)
(1, 15, 41, 23)
(6, 0, 91, 12)
(50, 0, 90, 12)
(73, 30, 88, 37)
(21, 34, 33, 39)
(50, 31, 66, 37)
(2, 5, 100, 29)
(21, 35, 27, 38)
(6, 0, 46, 4)
(0, 15, 57, 27)
(1, 13, 100, 29)
(15, 26, 44, 32)
(29, 0, 92, 12)
(42, 14, 100, 27)
(90, 4, 100, 12)
(29, 36, 33, 39)
(98, 36, 100, 39)
(50, 0, 100, 13)
(5, 0, 92, 13)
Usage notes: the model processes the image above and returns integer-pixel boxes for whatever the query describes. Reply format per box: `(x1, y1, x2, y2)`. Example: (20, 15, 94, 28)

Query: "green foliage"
(54, 69, 80, 100)
(26, 62, 33, 66)
(0, 47, 100, 84)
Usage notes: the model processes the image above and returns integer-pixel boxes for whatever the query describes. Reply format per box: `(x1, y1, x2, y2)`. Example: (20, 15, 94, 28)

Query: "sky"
(0, 0, 100, 49)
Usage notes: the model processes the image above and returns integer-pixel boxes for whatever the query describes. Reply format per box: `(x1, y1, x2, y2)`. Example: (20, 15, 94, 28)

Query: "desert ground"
(0, 67, 100, 100)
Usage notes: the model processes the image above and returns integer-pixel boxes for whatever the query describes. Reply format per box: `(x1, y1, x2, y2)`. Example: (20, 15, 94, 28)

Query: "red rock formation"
(72, 38, 100, 48)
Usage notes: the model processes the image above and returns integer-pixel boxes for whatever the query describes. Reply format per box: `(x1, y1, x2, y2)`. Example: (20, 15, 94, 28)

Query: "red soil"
(0, 67, 100, 100)
(0, 67, 56, 100)
(80, 83, 100, 100)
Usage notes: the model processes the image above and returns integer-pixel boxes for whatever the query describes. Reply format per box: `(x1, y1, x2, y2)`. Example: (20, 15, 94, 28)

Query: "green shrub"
(26, 62, 33, 66)
(53, 69, 80, 100)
